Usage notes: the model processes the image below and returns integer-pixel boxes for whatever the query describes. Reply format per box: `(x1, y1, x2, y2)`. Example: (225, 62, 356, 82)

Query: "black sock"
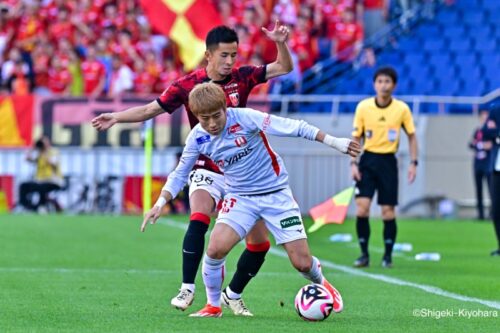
(181, 216, 209, 284)
(383, 219, 397, 258)
(356, 216, 370, 256)
(228, 242, 270, 295)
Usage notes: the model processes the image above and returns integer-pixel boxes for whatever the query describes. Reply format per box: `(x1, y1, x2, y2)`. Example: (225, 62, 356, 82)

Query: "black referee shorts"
(355, 151, 398, 206)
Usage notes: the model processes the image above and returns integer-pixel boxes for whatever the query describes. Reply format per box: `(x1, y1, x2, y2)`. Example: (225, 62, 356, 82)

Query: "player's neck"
(205, 66, 227, 82)
(375, 95, 392, 108)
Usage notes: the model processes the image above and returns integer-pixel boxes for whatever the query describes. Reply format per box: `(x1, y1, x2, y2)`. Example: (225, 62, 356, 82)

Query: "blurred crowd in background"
(0, 0, 430, 97)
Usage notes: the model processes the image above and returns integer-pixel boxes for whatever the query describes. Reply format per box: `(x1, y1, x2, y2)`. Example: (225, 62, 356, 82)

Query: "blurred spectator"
(273, 0, 298, 26)
(1, 48, 28, 85)
(289, 15, 318, 72)
(469, 110, 493, 220)
(0, 6, 14, 62)
(67, 50, 84, 96)
(47, 56, 72, 96)
(108, 55, 133, 97)
(133, 59, 155, 95)
(19, 136, 64, 213)
(81, 45, 106, 97)
(155, 58, 182, 93)
(332, 9, 363, 62)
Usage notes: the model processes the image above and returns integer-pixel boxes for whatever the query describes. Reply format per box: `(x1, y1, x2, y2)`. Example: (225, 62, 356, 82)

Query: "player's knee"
(381, 207, 395, 220)
(206, 243, 228, 260)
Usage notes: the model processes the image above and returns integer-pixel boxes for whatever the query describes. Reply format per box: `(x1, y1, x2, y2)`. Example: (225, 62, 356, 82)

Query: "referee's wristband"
(350, 160, 358, 166)
(410, 160, 419, 166)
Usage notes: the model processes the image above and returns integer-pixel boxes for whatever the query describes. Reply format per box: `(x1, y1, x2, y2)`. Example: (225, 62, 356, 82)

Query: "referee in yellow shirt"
(351, 67, 418, 268)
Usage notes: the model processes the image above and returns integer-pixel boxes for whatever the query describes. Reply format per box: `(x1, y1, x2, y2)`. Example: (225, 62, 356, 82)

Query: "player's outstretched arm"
(262, 20, 293, 80)
(91, 100, 164, 131)
(141, 190, 173, 232)
(316, 131, 361, 158)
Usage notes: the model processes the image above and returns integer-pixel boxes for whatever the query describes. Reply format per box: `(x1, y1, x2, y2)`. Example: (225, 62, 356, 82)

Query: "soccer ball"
(294, 284, 334, 321)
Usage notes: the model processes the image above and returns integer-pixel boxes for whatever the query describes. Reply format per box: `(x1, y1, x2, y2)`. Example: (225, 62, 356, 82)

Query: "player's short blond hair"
(189, 83, 227, 116)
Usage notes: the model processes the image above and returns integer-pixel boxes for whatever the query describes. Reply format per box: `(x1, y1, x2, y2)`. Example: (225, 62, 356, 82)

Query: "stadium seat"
(397, 38, 421, 52)
(449, 39, 471, 52)
(435, 10, 460, 25)
(416, 24, 441, 39)
(423, 39, 444, 52)
(474, 39, 498, 52)
(435, 79, 461, 96)
(462, 12, 484, 27)
(454, 54, 476, 69)
(443, 26, 467, 40)
(428, 54, 452, 69)
(404, 53, 425, 67)
(462, 80, 486, 96)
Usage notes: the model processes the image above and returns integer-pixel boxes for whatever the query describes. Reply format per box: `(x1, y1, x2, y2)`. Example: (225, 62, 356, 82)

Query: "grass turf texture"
(0, 214, 499, 333)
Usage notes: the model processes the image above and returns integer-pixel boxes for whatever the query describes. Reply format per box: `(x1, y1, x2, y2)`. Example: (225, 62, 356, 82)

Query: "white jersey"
(163, 107, 320, 197)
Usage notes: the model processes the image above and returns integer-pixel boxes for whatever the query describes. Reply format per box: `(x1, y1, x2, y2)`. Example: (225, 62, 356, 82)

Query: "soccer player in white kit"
(142, 83, 361, 317)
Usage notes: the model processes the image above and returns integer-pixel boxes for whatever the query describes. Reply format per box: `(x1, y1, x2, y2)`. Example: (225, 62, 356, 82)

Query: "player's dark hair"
(373, 66, 398, 84)
(205, 26, 239, 51)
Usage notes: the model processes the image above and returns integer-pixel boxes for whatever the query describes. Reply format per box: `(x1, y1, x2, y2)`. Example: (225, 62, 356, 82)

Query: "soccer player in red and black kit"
(92, 23, 293, 316)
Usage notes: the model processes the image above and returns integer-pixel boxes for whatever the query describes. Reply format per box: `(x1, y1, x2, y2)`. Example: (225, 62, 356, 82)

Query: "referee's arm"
(407, 132, 418, 183)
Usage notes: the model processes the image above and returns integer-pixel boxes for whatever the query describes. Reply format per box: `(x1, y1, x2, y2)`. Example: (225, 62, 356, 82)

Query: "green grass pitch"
(0, 214, 499, 332)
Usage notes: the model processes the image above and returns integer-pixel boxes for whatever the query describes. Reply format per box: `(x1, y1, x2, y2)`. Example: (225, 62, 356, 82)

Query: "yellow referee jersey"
(36, 149, 62, 183)
(352, 97, 415, 154)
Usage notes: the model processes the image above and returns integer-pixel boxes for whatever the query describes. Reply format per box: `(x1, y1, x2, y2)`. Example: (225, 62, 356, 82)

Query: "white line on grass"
(159, 217, 500, 310)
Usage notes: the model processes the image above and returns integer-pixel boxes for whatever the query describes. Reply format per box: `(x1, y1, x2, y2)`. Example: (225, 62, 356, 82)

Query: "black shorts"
(355, 151, 398, 206)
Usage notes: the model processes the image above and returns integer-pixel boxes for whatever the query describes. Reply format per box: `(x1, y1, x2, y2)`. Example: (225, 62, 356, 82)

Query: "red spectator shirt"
(48, 68, 71, 94)
(134, 71, 156, 94)
(81, 60, 105, 94)
(156, 65, 267, 173)
(334, 22, 363, 61)
(364, 0, 385, 10)
(49, 21, 75, 43)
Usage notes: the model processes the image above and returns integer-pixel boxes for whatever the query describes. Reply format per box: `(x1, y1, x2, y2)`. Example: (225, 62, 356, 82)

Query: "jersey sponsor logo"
(229, 92, 240, 106)
(234, 136, 247, 147)
(196, 135, 211, 145)
(262, 115, 271, 131)
(280, 216, 302, 229)
(228, 123, 243, 134)
(224, 83, 238, 89)
(215, 147, 253, 168)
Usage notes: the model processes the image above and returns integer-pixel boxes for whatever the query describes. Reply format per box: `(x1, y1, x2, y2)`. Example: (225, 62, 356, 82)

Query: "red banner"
(123, 176, 167, 214)
(0, 95, 34, 147)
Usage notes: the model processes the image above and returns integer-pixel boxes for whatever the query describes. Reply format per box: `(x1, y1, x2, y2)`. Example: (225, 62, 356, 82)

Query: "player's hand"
(351, 163, 362, 181)
(408, 164, 417, 184)
(91, 113, 117, 131)
(261, 20, 289, 43)
(345, 140, 361, 158)
(141, 206, 162, 232)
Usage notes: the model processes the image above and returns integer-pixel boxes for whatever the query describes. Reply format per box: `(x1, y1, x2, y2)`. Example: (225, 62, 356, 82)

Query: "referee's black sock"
(228, 241, 270, 295)
(356, 216, 370, 256)
(383, 219, 397, 258)
(181, 213, 210, 284)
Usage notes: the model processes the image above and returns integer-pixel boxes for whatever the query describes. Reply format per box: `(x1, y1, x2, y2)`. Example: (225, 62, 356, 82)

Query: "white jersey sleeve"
(233, 108, 320, 141)
(162, 130, 200, 198)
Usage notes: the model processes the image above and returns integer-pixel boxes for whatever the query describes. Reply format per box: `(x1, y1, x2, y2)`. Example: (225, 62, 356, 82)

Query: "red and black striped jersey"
(155, 65, 267, 173)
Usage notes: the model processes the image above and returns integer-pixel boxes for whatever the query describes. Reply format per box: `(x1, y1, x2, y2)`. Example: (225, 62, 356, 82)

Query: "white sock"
(202, 254, 225, 307)
(181, 283, 195, 292)
(225, 286, 241, 300)
(300, 256, 324, 284)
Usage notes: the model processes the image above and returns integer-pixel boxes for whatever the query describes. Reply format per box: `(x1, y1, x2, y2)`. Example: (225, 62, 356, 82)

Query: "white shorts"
(188, 169, 225, 208)
(216, 187, 307, 245)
